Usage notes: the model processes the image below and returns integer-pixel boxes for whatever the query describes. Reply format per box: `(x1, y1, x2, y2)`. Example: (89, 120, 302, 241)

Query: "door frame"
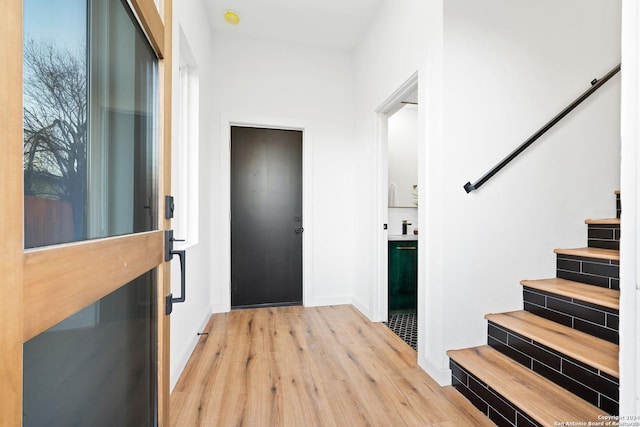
(219, 115, 313, 311)
(372, 73, 419, 323)
(0, 0, 173, 425)
(620, 0, 640, 415)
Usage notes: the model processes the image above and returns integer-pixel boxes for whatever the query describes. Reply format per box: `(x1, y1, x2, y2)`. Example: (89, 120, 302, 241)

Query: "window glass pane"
(23, 0, 158, 249)
(172, 31, 200, 249)
(23, 0, 88, 248)
(23, 270, 157, 426)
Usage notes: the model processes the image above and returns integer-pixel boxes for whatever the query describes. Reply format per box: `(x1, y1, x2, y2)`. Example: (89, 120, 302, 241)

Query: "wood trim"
(23, 231, 164, 342)
(0, 0, 24, 424)
(157, 0, 172, 424)
(521, 278, 620, 310)
(584, 218, 621, 225)
(554, 247, 620, 261)
(130, 0, 165, 59)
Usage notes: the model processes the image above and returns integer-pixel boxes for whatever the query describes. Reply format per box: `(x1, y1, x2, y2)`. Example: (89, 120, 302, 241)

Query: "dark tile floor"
(384, 313, 417, 351)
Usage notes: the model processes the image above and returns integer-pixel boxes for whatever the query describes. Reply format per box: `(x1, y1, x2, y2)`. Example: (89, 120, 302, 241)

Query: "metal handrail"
(464, 63, 621, 194)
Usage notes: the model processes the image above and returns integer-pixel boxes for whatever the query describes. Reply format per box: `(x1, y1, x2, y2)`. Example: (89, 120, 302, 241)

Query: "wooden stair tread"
(520, 278, 619, 310)
(614, 190, 620, 195)
(584, 218, 620, 225)
(485, 311, 618, 378)
(554, 247, 619, 261)
(447, 346, 607, 424)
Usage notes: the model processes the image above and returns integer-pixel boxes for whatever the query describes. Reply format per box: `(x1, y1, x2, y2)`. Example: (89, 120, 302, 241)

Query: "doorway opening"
(374, 74, 419, 351)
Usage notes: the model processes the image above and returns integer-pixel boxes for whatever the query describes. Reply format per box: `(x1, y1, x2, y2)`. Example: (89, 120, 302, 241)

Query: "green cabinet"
(388, 240, 417, 313)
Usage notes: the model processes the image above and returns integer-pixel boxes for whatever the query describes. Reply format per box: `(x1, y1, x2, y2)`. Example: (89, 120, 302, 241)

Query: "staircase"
(447, 191, 620, 427)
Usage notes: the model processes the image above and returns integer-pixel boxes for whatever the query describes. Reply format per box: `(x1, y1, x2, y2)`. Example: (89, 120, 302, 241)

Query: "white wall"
(353, 0, 621, 384)
(206, 34, 357, 311)
(440, 0, 621, 368)
(352, 0, 430, 319)
(169, 0, 215, 391)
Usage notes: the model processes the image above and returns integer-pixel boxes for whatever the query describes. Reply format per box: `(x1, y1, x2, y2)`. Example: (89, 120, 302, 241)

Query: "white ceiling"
(204, 0, 384, 50)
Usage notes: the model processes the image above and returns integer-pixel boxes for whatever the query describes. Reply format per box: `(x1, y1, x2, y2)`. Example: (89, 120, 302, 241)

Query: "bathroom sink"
(388, 234, 418, 241)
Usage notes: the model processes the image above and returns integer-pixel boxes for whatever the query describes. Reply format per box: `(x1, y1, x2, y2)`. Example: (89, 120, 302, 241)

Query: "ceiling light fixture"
(224, 10, 240, 26)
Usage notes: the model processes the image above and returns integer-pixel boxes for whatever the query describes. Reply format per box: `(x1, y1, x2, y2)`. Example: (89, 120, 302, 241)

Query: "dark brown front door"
(230, 126, 303, 308)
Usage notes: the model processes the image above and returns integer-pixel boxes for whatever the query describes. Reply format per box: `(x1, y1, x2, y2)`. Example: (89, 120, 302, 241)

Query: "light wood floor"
(170, 305, 494, 426)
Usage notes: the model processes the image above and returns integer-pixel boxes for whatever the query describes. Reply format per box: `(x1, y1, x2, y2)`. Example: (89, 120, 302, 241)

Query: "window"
(23, 0, 157, 248)
(172, 26, 199, 248)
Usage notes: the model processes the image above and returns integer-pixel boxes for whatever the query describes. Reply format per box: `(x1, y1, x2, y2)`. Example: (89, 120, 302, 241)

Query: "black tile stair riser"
(563, 359, 619, 400)
(587, 224, 620, 251)
(507, 332, 562, 371)
(516, 413, 539, 427)
(523, 301, 573, 328)
(453, 375, 488, 414)
(573, 319, 620, 344)
(557, 255, 620, 267)
(488, 323, 508, 343)
(522, 289, 546, 306)
(588, 226, 617, 239)
(450, 359, 468, 384)
(607, 313, 619, 330)
(587, 240, 619, 250)
(583, 262, 619, 279)
(523, 287, 619, 344)
(488, 336, 533, 368)
(611, 278, 620, 290)
(601, 395, 619, 415)
(602, 371, 619, 384)
(557, 254, 619, 290)
(616, 193, 621, 219)
(489, 407, 514, 427)
(450, 360, 543, 427)
(557, 271, 611, 288)
(546, 297, 605, 325)
(468, 375, 516, 422)
(488, 322, 619, 414)
(532, 361, 599, 407)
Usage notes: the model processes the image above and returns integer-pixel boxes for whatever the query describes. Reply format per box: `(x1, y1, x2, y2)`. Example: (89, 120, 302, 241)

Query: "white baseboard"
(170, 307, 212, 392)
(419, 354, 451, 386)
(211, 302, 230, 314)
(351, 295, 371, 320)
(304, 295, 352, 307)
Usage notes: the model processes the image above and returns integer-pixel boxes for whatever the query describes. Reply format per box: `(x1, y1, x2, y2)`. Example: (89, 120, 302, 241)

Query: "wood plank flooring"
(170, 305, 494, 426)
